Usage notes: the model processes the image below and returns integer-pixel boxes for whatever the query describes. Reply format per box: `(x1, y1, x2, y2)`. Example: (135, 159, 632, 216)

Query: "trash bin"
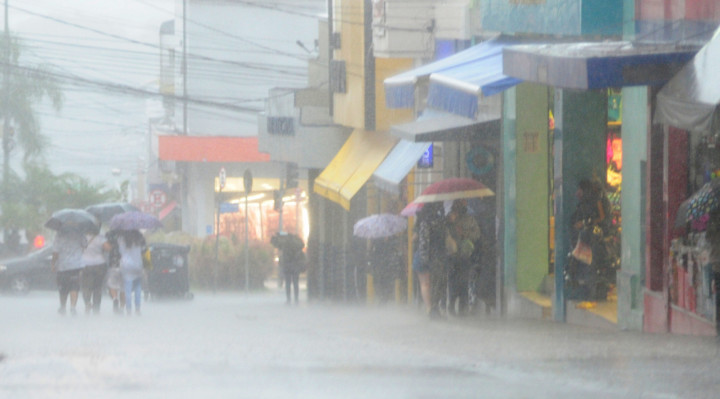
(146, 243, 193, 299)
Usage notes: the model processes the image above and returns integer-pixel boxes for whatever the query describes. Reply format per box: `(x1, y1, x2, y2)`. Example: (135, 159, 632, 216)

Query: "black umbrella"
(86, 202, 140, 223)
(45, 209, 100, 234)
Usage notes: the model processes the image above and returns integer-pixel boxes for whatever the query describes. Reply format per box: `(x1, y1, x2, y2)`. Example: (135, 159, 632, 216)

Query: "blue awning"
(372, 140, 431, 195)
(503, 41, 698, 90)
(384, 38, 522, 111)
(426, 44, 521, 118)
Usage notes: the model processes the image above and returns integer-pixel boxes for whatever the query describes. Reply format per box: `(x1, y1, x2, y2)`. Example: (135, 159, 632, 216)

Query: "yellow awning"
(313, 129, 397, 210)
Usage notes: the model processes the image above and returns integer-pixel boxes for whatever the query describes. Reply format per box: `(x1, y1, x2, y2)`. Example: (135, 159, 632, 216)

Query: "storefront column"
(617, 86, 647, 330)
(515, 83, 550, 294)
(502, 87, 518, 307)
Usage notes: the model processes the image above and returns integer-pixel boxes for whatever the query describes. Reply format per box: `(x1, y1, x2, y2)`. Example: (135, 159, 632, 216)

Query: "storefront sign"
(417, 144, 433, 168)
(219, 202, 239, 214)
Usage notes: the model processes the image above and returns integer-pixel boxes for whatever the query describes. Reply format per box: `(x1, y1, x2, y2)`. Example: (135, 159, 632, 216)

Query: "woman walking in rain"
(116, 229, 146, 315)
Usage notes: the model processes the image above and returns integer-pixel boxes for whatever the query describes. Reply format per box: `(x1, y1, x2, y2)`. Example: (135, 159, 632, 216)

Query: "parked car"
(0, 246, 55, 294)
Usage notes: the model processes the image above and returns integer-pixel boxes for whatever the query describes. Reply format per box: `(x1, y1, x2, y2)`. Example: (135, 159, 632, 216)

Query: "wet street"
(1, 286, 719, 398)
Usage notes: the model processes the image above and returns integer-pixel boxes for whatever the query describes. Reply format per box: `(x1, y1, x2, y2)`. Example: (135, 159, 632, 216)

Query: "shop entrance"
(553, 88, 622, 325)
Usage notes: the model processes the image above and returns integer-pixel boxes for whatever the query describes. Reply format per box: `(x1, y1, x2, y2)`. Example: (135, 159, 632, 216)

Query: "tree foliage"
(1, 34, 63, 162)
(0, 163, 119, 240)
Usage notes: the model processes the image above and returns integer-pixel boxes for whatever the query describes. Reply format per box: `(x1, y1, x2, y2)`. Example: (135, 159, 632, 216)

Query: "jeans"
(284, 271, 299, 303)
(124, 276, 142, 314)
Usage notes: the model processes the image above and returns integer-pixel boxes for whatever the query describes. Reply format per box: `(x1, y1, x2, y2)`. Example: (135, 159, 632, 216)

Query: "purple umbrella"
(109, 211, 162, 231)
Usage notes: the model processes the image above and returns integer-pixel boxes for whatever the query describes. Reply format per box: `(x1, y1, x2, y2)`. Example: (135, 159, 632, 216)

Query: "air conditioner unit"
(373, 0, 435, 58)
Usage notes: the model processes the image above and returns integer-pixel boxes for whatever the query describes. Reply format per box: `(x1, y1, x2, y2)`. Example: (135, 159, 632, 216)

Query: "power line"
(9, 4, 311, 78)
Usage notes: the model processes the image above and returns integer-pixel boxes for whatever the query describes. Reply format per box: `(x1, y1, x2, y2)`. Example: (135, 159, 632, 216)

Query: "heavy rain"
(1, 1, 720, 398)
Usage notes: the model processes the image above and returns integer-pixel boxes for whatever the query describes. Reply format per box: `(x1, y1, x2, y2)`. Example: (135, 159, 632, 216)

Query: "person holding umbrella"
(353, 213, 407, 304)
(271, 232, 306, 305)
(86, 202, 140, 315)
(46, 209, 99, 316)
(116, 229, 147, 316)
(51, 229, 87, 316)
(107, 210, 160, 316)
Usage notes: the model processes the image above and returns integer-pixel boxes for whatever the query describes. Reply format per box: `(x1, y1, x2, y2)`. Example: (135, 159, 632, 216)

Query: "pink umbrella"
(400, 202, 423, 217)
(413, 177, 493, 203)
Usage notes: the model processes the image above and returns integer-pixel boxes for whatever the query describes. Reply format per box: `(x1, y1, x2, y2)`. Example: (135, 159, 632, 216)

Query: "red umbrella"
(413, 178, 493, 203)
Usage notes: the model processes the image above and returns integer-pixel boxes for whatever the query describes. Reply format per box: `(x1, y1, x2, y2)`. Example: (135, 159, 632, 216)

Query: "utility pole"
(182, 0, 187, 136)
(2, 0, 10, 181)
(2, 0, 11, 241)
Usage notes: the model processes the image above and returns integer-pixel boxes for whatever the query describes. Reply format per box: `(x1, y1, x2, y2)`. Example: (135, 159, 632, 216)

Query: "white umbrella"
(353, 214, 407, 239)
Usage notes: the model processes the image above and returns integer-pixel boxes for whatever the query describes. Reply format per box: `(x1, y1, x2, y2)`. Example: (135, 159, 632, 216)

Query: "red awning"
(158, 136, 270, 162)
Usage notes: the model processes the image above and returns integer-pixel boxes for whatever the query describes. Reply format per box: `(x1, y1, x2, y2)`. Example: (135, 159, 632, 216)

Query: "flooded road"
(1, 287, 718, 398)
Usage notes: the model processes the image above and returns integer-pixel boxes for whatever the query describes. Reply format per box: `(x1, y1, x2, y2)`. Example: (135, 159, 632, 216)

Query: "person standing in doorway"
(51, 229, 87, 316)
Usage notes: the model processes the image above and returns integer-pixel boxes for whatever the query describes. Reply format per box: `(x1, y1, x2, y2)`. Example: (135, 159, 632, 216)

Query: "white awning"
(372, 140, 431, 195)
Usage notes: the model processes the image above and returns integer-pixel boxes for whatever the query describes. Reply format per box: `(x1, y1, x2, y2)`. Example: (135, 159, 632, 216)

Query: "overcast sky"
(4, 1, 174, 185)
(3, 0, 323, 188)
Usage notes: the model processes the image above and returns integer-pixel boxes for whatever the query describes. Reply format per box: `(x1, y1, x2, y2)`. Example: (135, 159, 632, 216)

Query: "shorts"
(57, 269, 81, 291)
(412, 250, 429, 273)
